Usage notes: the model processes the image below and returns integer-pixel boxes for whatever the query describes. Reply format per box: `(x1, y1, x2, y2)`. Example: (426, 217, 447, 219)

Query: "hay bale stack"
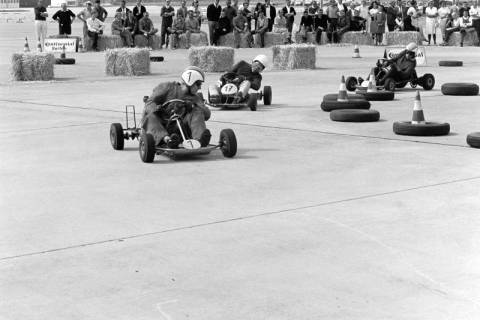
(188, 46, 234, 72)
(253, 32, 289, 47)
(340, 31, 374, 45)
(105, 48, 150, 76)
(134, 35, 161, 49)
(10, 52, 55, 81)
(169, 32, 208, 49)
(84, 35, 124, 51)
(294, 31, 316, 44)
(385, 31, 422, 45)
(272, 44, 316, 70)
(447, 29, 479, 46)
(218, 32, 251, 48)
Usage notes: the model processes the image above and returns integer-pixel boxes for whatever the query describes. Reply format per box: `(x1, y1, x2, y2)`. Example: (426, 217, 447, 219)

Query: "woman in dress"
(425, 1, 439, 45)
(368, 1, 379, 44)
(438, 1, 451, 44)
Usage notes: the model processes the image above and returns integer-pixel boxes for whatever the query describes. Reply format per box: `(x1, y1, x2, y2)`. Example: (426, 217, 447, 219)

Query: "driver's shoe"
(199, 129, 211, 147)
(167, 133, 181, 149)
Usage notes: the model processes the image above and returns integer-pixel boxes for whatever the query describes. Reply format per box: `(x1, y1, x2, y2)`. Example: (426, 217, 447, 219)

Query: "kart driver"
(378, 42, 418, 83)
(141, 66, 211, 149)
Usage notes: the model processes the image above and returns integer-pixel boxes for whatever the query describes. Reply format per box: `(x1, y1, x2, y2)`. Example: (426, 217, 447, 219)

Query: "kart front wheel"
(139, 132, 156, 163)
(110, 123, 124, 150)
(263, 86, 272, 105)
(421, 73, 435, 90)
(219, 129, 237, 158)
(384, 78, 396, 92)
(345, 76, 358, 92)
(247, 93, 257, 111)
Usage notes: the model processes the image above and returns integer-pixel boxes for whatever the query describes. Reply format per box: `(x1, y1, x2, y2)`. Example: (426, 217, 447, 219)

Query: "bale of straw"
(188, 46, 234, 72)
(134, 34, 161, 49)
(340, 31, 374, 45)
(253, 32, 289, 48)
(10, 52, 55, 81)
(294, 31, 316, 44)
(104, 48, 150, 76)
(447, 29, 479, 46)
(168, 32, 208, 49)
(385, 31, 422, 45)
(84, 35, 124, 51)
(217, 32, 251, 48)
(272, 44, 316, 70)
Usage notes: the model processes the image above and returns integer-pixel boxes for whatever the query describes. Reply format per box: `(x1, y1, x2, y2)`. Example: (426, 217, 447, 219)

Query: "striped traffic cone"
(411, 91, 425, 124)
(352, 45, 361, 58)
(37, 39, 42, 52)
(367, 70, 377, 92)
(60, 44, 66, 59)
(23, 36, 30, 52)
(337, 75, 348, 102)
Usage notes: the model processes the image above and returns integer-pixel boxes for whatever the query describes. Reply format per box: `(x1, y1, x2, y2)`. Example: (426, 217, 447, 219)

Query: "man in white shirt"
(87, 10, 105, 51)
(469, 1, 480, 43)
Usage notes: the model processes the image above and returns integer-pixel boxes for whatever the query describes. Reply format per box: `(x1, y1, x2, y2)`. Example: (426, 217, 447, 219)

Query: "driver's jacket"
(229, 60, 262, 91)
(390, 49, 416, 78)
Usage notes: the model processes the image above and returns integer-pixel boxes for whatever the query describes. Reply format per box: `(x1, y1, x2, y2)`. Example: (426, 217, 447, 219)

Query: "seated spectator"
(350, 8, 366, 31)
(125, 11, 136, 38)
(333, 9, 351, 43)
(469, 1, 480, 42)
(185, 7, 206, 48)
(213, 8, 232, 45)
(177, 0, 188, 19)
(112, 12, 133, 47)
(116, 0, 131, 23)
(443, 12, 461, 44)
(168, 14, 186, 49)
(138, 11, 158, 48)
(313, 8, 328, 44)
(252, 9, 268, 47)
(240, 2, 253, 30)
(233, 9, 252, 48)
(298, 6, 313, 41)
(459, 10, 474, 46)
(273, 9, 289, 43)
(394, 13, 403, 31)
(86, 10, 105, 51)
(52, 2, 76, 36)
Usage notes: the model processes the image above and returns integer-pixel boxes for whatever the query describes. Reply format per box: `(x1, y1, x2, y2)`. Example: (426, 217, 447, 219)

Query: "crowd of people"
(34, 0, 480, 50)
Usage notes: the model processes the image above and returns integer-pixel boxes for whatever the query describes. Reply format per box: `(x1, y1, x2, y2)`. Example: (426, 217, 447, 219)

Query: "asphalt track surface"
(1, 19, 480, 320)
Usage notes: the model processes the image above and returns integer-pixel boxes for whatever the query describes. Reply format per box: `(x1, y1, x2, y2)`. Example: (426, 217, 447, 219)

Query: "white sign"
(384, 46, 427, 66)
(44, 38, 77, 53)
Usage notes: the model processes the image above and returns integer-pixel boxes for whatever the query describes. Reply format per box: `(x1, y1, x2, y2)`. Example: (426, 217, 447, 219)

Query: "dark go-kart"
(206, 72, 272, 111)
(346, 58, 435, 92)
(109, 103, 237, 163)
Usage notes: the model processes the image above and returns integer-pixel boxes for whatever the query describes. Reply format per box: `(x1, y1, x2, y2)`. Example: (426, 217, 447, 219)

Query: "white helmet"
(406, 42, 418, 52)
(181, 66, 205, 86)
(253, 54, 269, 69)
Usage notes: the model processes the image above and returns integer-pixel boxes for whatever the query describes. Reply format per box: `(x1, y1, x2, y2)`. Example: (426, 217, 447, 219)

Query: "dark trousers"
(161, 23, 171, 46)
(213, 29, 230, 45)
(87, 30, 99, 49)
(59, 24, 72, 35)
(315, 29, 323, 44)
(208, 21, 218, 45)
(444, 26, 460, 43)
(326, 19, 338, 43)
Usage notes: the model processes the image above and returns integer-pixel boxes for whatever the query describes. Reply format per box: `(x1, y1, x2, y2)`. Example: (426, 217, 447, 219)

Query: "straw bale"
(169, 32, 208, 49)
(134, 35, 161, 49)
(10, 52, 55, 81)
(218, 32, 251, 48)
(188, 46, 234, 72)
(447, 29, 479, 46)
(385, 31, 422, 45)
(105, 48, 150, 76)
(340, 31, 374, 45)
(84, 35, 124, 51)
(253, 32, 290, 48)
(272, 44, 316, 70)
(294, 31, 316, 44)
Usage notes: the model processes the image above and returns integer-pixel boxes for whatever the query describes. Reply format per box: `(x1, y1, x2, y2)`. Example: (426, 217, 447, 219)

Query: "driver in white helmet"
(141, 66, 211, 149)
(378, 42, 418, 83)
(211, 54, 268, 103)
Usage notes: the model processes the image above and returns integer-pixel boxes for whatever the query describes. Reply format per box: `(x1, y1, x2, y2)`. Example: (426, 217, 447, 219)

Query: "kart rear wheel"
(139, 132, 156, 163)
(247, 93, 257, 111)
(421, 73, 435, 90)
(219, 129, 237, 158)
(110, 123, 124, 150)
(263, 86, 272, 105)
(384, 78, 396, 92)
(345, 76, 358, 92)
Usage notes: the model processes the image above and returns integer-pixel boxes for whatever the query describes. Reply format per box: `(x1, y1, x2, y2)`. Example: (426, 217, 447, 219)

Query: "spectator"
(224, 0, 238, 26)
(34, 0, 48, 51)
(252, 9, 268, 47)
(282, 0, 296, 43)
(350, 8, 366, 31)
(185, 7, 206, 48)
(116, 0, 131, 23)
(326, 0, 339, 44)
(232, 0, 239, 12)
(254, 2, 264, 30)
(94, 0, 107, 22)
(298, 7, 313, 41)
(459, 1, 470, 17)
(133, 0, 146, 33)
(77, 1, 93, 39)
(161, 0, 175, 48)
(368, 1, 379, 43)
(213, 8, 232, 45)
(169, 14, 186, 49)
(374, 4, 386, 45)
(207, 0, 222, 45)
(443, 12, 461, 44)
(385, 1, 398, 32)
(177, 0, 188, 19)
(394, 13, 403, 31)
(138, 12, 158, 48)
(112, 12, 133, 47)
(264, 0, 276, 31)
(425, 1, 439, 45)
(273, 8, 288, 35)
(86, 10, 105, 51)
(52, 2, 75, 36)
(309, 1, 319, 16)
(241, 2, 253, 30)
(125, 11, 137, 39)
(313, 8, 328, 44)
(459, 9, 474, 46)
(438, 1, 451, 43)
(193, 1, 203, 25)
(331, 8, 350, 43)
(470, 0, 480, 42)
(233, 8, 252, 47)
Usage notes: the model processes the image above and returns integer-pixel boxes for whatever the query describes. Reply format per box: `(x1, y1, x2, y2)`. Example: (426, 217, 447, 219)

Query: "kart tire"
(263, 86, 272, 105)
(393, 121, 450, 136)
(323, 93, 366, 101)
(383, 78, 396, 92)
(345, 76, 358, 92)
(330, 109, 380, 122)
(360, 91, 395, 101)
(320, 99, 370, 112)
(149, 56, 164, 62)
(110, 123, 124, 150)
(420, 73, 435, 90)
(247, 93, 257, 111)
(438, 60, 462, 67)
(466, 132, 480, 148)
(441, 83, 479, 96)
(220, 128, 237, 158)
(139, 132, 156, 163)
(55, 58, 75, 65)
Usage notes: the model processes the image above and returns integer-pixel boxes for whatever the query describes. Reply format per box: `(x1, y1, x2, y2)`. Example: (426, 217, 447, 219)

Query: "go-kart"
(345, 58, 435, 92)
(109, 102, 237, 163)
(205, 72, 272, 111)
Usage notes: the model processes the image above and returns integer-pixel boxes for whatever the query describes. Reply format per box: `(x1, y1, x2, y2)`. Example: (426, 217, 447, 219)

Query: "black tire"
(55, 58, 75, 65)
(384, 78, 396, 92)
(396, 82, 407, 88)
(467, 132, 480, 148)
(439, 60, 463, 67)
(320, 99, 371, 112)
(361, 91, 395, 101)
(421, 73, 435, 90)
(330, 109, 380, 122)
(345, 76, 358, 92)
(393, 121, 450, 136)
(150, 56, 164, 62)
(263, 86, 272, 105)
(139, 132, 156, 163)
(441, 83, 479, 96)
(110, 123, 124, 150)
(247, 93, 257, 111)
(323, 93, 366, 101)
(219, 129, 237, 158)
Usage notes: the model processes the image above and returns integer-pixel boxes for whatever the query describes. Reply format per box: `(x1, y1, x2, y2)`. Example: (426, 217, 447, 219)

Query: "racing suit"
(141, 81, 211, 146)
(379, 49, 417, 83)
(211, 60, 262, 101)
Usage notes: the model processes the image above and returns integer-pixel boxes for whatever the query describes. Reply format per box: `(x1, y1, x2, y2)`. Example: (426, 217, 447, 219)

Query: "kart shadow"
(153, 151, 258, 164)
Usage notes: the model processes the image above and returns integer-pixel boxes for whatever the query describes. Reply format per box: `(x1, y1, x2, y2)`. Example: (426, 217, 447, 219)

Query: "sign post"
(43, 38, 78, 53)
(384, 46, 427, 66)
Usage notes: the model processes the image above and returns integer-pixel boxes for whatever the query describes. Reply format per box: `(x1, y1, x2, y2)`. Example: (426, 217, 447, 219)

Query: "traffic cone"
(411, 91, 425, 124)
(367, 70, 377, 92)
(60, 44, 66, 59)
(337, 75, 348, 102)
(78, 37, 84, 52)
(37, 39, 42, 52)
(23, 36, 30, 52)
(352, 45, 361, 58)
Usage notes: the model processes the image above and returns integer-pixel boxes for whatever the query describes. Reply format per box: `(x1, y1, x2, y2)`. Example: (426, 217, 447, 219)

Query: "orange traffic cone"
(23, 36, 30, 52)
(337, 75, 348, 102)
(60, 44, 66, 59)
(411, 91, 425, 124)
(352, 45, 361, 58)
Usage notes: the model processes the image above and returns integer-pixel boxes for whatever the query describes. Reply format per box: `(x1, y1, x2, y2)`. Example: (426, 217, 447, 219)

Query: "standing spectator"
(459, 9, 474, 46)
(116, 0, 131, 23)
(282, 0, 296, 43)
(264, 0, 276, 31)
(224, 0, 238, 26)
(112, 12, 133, 47)
(241, 2, 253, 30)
(368, 0, 379, 44)
(233, 9, 252, 47)
(374, 4, 386, 45)
(160, 0, 175, 48)
(169, 14, 186, 49)
(232, 0, 239, 12)
(133, 0, 147, 33)
(138, 12, 158, 48)
(252, 9, 268, 46)
(94, 0, 107, 22)
(177, 0, 188, 19)
(309, 1, 319, 15)
(385, 1, 398, 32)
(34, 0, 48, 51)
(298, 7, 313, 41)
(87, 10, 105, 51)
(254, 2, 264, 30)
(425, 1, 439, 45)
(77, 1, 93, 39)
(459, 1, 470, 17)
(470, 0, 480, 43)
(52, 2, 75, 36)
(207, 0, 222, 45)
(438, 1, 451, 43)
(213, 8, 232, 45)
(193, 1, 203, 26)
(185, 7, 206, 48)
(313, 8, 328, 44)
(326, 0, 339, 44)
